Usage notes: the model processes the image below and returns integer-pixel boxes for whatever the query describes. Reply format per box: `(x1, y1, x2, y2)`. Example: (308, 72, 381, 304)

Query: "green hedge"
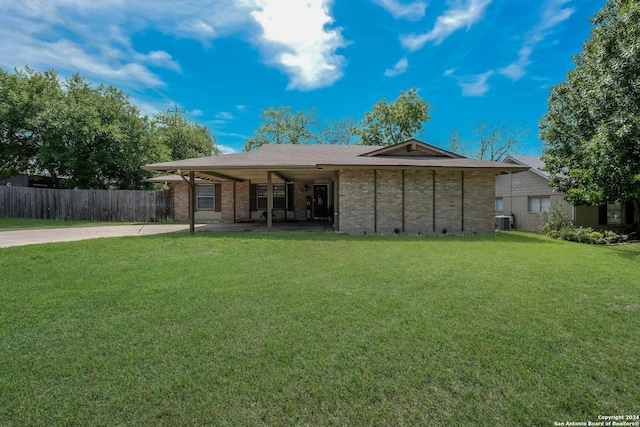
(541, 202, 628, 244)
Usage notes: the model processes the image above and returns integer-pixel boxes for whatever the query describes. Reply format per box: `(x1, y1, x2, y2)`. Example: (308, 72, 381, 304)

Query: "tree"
(354, 88, 431, 146)
(320, 117, 358, 145)
(0, 67, 165, 189)
(447, 127, 466, 156)
(539, 0, 640, 228)
(0, 67, 63, 181)
(447, 120, 529, 161)
(153, 109, 220, 160)
(244, 106, 319, 151)
(472, 119, 529, 161)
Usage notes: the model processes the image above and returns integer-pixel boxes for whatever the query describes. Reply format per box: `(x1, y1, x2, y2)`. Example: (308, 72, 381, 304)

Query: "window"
(197, 185, 215, 210)
(528, 196, 550, 213)
(607, 203, 623, 225)
(256, 184, 286, 210)
(495, 197, 504, 211)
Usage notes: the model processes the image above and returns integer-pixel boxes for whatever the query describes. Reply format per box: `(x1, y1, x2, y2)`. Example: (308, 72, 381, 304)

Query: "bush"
(540, 202, 573, 234)
(541, 202, 628, 244)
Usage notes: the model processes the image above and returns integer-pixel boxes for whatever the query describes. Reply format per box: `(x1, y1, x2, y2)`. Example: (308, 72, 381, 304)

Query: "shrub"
(540, 202, 573, 234)
(541, 203, 628, 244)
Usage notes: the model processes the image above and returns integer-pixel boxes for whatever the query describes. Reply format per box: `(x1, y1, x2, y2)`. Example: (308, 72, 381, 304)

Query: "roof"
(146, 174, 214, 184)
(505, 155, 548, 179)
(143, 140, 529, 182)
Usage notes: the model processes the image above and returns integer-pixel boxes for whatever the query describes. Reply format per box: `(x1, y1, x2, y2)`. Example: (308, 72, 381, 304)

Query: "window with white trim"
(197, 185, 215, 210)
(495, 197, 503, 211)
(528, 196, 550, 213)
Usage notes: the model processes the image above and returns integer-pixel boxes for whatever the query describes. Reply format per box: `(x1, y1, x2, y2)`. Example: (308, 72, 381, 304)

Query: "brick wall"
(339, 170, 376, 234)
(172, 180, 250, 222)
(338, 169, 497, 234)
(376, 170, 403, 234)
(434, 171, 463, 233)
(220, 181, 250, 221)
(404, 169, 433, 234)
(463, 171, 495, 233)
(172, 181, 190, 221)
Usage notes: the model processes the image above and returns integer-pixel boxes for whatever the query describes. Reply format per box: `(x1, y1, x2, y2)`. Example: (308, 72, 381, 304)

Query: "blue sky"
(0, 0, 604, 155)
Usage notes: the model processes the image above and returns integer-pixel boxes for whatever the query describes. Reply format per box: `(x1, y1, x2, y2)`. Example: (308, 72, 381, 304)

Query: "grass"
(0, 217, 192, 231)
(0, 231, 638, 426)
(0, 218, 144, 231)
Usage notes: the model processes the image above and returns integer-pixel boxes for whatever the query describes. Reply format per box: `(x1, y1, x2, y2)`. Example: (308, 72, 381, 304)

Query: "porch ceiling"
(165, 167, 336, 184)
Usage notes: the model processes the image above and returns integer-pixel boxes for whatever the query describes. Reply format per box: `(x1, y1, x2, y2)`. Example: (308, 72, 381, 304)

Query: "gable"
(361, 139, 464, 158)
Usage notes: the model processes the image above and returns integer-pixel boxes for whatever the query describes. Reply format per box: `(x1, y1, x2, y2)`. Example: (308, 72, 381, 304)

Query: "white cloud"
(401, 0, 493, 51)
(373, 0, 427, 21)
(217, 144, 239, 155)
(500, 0, 574, 80)
(137, 50, 182, 72)
(499, 46, 532, 80)
(459, 70, 494, 96)
(249, 0, 347, 90)
(176, 19, 217, 40)
(216, 111, 235, 120)
(190, 109, 204, 117)
(384, 58, 409, 77)
(0, 0, 348, 94)
(443, 68, 456, 76)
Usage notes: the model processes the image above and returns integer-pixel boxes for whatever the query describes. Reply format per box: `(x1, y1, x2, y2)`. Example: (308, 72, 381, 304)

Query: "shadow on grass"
(154, 229, 558, 245)
(607, 241, 640, 260)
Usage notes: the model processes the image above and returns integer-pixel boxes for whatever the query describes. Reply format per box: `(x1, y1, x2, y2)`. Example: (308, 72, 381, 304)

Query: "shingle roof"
(144, 142, 529, 173)
(506, 155, 548, 179)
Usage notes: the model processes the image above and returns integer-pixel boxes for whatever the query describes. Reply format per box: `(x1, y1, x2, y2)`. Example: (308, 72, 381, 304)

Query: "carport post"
(189, 171, 195, 233)
(267, 171, 273, 231)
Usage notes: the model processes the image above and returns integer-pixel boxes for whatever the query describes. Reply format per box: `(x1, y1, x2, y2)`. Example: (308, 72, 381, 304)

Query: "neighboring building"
(0, 174, 30, 187)
(0, 173, 68, 188)
(144, 139, 527, 234)
(496, 155, 635, 232)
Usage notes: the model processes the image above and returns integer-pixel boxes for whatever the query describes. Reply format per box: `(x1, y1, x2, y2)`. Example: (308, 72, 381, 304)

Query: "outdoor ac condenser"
(495, 215, 512, 231)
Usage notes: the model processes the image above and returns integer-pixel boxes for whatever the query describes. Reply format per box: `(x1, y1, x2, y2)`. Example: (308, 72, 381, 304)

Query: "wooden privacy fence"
(0, 186, 173, 222)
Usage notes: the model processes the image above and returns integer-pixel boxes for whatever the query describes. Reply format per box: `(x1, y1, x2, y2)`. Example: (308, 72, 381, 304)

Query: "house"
(496, 155, 635, 232)
(143, 139, 528, 234)
(146, 174, 220, 222)
(0, 173, 65, 188)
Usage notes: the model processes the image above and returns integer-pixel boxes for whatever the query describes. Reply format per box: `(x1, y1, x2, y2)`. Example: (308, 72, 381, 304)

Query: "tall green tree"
(244, 106, 319, 151)
(0, 67, 63, 182)
(153, 109, 220, 160)
(540, 0, 640, 227)
(354, 88, 431, 146)
(0, 67, 164, 189)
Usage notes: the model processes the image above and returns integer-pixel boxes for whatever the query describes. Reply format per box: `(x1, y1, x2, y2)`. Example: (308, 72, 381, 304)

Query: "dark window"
(256, 184, 286, 210)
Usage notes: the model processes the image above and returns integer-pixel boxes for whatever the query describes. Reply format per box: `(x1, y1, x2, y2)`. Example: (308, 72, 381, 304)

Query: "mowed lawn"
(0, 231, 638, 426)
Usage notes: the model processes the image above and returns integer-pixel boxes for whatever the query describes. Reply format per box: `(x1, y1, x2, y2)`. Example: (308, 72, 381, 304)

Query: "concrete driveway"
(0, 221, 331, 248)
(0, 224, 193, 248)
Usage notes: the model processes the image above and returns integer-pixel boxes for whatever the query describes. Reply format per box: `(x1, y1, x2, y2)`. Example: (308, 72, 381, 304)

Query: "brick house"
(144, 139, 527, 234)
(495, 155, 636, 232)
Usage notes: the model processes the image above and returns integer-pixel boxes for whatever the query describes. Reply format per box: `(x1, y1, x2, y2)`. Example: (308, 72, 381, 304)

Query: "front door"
(313, 184, 328, 219)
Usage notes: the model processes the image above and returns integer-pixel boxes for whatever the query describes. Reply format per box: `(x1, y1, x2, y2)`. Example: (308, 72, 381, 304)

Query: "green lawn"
(0, 218, 142, 230)
(0, 218, 191, 231)
(1, 231, 638, 426)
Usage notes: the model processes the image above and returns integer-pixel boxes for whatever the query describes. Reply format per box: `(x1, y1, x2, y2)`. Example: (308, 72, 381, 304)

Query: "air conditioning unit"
(495, 215, 513, 230)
